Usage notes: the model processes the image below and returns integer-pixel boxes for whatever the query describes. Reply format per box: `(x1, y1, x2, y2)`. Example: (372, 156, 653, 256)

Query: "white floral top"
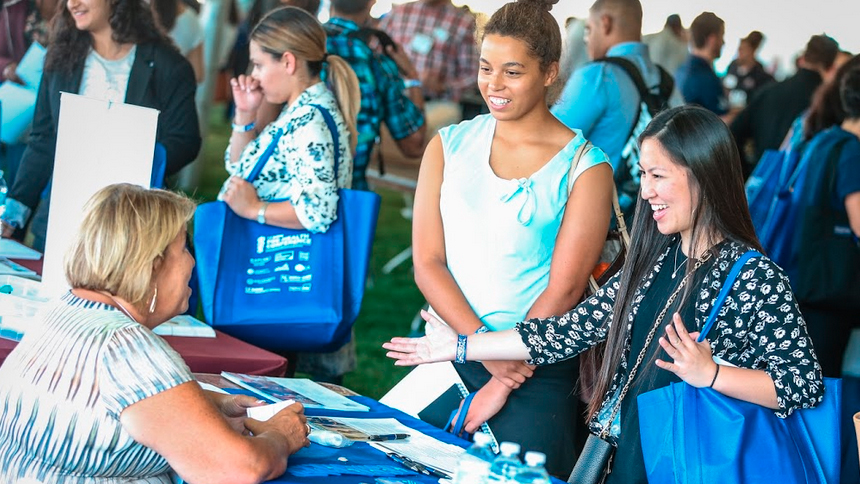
(222, 82, 352, 233)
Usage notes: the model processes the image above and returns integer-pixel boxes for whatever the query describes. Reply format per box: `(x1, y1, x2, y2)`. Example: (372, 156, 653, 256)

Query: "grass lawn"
(182, 105, 423, 399)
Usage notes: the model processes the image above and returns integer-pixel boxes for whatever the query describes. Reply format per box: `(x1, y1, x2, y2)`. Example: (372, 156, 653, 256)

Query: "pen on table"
(383, 451, 449, 479)
(366, 433, 410, 441)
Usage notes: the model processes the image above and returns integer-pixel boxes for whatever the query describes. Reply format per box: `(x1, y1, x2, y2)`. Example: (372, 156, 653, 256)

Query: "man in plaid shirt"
(378, 0, 479, 134)
(324, 0, 426, 190)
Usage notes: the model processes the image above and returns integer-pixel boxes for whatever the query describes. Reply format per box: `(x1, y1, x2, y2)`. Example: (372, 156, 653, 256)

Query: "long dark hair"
(45, 0, 173, 74)
(803, 54, 860, 141)
(586, 105, 763, 420)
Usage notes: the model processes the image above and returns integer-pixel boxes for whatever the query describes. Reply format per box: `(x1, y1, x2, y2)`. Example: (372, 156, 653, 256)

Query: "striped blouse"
(0, 292, 194, 483)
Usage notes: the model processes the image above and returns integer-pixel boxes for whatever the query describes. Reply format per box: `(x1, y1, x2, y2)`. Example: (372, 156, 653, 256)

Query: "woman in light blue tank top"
(410, 0, 614, 476)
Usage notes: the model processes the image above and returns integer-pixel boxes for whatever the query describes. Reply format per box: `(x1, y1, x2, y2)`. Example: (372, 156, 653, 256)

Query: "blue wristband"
(232, 120, 256, 132)
(455, 334, 467, 364)
(403, 78, 422, 90)
(475, 325, 490, 334)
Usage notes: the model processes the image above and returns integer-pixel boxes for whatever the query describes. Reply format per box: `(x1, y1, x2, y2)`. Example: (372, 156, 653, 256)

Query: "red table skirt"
(0, 329, 287, 377)
(2, 256, 286, 376)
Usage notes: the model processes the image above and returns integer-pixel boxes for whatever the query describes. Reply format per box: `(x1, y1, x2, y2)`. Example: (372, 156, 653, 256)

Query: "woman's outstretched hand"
(655, 313, 718, 388)
(383, 310, 457, 365)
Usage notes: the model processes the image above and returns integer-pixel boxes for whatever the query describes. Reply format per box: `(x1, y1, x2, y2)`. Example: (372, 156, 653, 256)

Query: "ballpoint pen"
(366, 433, 410, 441)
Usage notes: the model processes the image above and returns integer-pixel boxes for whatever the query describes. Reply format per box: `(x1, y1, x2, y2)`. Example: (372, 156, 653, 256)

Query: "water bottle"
(487, 441, 522, 483)
(0, 170, 7, 217)
(512, 451, 551, 484)
(453, 432, 495, 483)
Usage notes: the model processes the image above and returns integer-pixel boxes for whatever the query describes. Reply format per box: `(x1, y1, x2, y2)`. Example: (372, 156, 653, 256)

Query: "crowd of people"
(0, 0, 858, 482)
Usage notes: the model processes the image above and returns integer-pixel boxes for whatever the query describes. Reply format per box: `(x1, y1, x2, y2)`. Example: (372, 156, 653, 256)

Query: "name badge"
(409, 33, 433, 55)
(432, 27, 450, 43)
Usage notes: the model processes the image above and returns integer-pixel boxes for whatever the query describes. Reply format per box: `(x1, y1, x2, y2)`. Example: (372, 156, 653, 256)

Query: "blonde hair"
(252, 6, 360, 153)
(64, 184, 196, 310)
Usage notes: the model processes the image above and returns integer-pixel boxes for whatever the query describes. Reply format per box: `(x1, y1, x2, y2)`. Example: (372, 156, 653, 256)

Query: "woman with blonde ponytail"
(218, 6, 361, 384)
(220, 6, 360, 235)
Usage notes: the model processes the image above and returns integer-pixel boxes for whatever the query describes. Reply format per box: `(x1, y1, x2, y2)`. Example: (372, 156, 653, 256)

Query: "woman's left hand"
(222, 176, 261, 220)
(655, 313, 718, 388)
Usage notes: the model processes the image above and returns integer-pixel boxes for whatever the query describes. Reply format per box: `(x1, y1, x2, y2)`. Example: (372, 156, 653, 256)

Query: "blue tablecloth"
(256, 394, 565, 484)
(264, 395, 465, 484)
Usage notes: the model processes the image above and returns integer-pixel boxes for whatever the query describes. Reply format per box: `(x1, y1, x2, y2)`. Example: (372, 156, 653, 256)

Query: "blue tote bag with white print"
(194, 105, 380, 352)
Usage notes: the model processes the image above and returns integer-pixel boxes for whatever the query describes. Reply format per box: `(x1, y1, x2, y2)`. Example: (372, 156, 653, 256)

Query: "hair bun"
(518, 0, 558, 12)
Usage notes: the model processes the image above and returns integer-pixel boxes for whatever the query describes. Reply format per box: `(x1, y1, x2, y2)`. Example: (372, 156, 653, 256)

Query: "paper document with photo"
(307, 416, 409, 441)
(42, 93, 157, 296)
(220, 372, 368, 412)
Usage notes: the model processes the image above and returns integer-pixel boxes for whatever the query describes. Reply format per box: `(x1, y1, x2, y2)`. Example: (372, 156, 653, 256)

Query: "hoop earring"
(149, 286, 158, 314)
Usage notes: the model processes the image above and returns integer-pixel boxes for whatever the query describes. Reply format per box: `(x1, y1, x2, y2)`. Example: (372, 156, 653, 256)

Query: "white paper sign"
(42, 93, 158, 295)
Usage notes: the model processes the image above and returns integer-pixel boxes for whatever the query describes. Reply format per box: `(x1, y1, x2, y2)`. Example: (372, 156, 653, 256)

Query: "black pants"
(455, 358, 580, 478)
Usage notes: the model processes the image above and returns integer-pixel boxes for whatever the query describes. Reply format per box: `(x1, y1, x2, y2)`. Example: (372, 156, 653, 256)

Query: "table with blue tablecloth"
(204, 375, 566, 484)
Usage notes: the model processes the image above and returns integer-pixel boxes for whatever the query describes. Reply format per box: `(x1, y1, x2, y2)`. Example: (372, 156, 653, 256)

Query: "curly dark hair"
(45, 0, 174, 74)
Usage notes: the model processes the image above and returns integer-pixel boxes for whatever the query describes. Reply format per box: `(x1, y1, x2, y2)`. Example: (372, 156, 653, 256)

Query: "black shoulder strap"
(599, 57, 651, 100)
(598, 56, 674, 109)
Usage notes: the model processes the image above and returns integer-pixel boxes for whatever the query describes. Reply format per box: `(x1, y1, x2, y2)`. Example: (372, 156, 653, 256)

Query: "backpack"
(597, 56, 674, 220)
(745, 135, 813, 235)
(756, 129, 850, 270)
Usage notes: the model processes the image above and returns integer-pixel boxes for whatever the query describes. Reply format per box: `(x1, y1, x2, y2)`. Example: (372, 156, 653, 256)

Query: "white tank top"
(437, 114, 609, 331)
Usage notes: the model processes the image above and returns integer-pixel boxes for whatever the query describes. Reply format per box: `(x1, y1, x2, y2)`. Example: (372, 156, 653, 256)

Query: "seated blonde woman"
(0, 184, 309, 484)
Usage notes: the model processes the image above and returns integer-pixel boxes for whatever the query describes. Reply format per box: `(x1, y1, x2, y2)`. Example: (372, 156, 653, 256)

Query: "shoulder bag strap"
(697, 250, 763, 343)
(567, 140, 630, 295)
(245, 127, 285, 182)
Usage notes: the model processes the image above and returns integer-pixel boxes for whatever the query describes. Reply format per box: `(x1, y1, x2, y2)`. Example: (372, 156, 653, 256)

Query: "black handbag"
(567, 433, 614, 484)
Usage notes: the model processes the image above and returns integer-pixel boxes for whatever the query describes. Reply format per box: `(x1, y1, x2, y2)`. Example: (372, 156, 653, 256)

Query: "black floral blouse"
(514, 239, 824, 441)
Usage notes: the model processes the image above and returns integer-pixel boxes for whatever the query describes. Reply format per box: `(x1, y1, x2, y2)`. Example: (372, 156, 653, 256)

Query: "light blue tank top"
(438, 114, 610, 331)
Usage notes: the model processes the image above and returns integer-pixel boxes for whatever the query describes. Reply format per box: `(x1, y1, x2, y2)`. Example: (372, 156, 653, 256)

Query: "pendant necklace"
(671, 244, 688, 279)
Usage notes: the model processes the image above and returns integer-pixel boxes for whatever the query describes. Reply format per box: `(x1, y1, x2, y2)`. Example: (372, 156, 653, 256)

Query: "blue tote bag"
(194, 104, 380, 352)
(745, 147, 799, 235)
(638, 251, 841, 484)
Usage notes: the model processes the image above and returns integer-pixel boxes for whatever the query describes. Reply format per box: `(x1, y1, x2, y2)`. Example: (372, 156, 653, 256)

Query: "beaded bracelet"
(455, 334, 467, 364)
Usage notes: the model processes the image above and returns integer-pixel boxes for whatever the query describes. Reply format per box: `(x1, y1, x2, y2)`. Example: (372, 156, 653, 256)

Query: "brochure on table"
(41, 93, 157, 297)
(221, 372, 369, 412)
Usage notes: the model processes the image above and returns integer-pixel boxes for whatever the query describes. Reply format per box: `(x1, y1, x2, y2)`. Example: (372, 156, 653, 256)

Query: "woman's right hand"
(481, 360, 535, 390)
(244, 402, 310, 455)
(383, 310, 457, 365)
(231, 75, 263, 115)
